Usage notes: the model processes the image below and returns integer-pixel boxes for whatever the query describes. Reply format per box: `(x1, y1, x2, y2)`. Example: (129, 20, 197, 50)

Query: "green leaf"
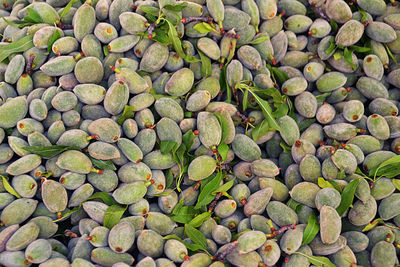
(329, 20, 338, 32)
(170, 206, 197, 223)
(248, 90, 281, 131)
(217, 142, 229, 162)
(318, 177, 336, 190)
(59, 0, 79, 19)
(220, 65, 232, 103)
(336, 178, 360, 216)
(184, 224, 207, 249)
(139, 5, 160, 16)
(213, 112, 230, 143)
(163, 2, 188, 12)
(85, 192, 117, 206)
(362, 218, 384, 232)
(88, 156, 117, 171)
(294, 252, 336, 267)
(242, 89, 249, 112)
(212, 179, 234, 195)
(0, 175, 21, 199)
(349, 45, 371, 53)
(287, 198, 302, 211)
(103, 45, 110, 56)
(343, 47, 357, 70)
(188, 212, 211, 227)
(359, 9, 368, 22)
(193, 22, 217, 34)
(23, 145, 80, 158)
(24, 8, 43, 23)
(325, 37, 336, 54)
(165, 169, 174, 189)
(53, 206, 80, 223)
(272, 102, 289, 118)
(195, 172, 223, 209)
(163, 234, 207, 253)
(103, 204, 127, 229)
(302, 211, 320, 245)
(279, 141, 291, 153)
(315, 93, 331, 103)
(248, 34, 269, 45)
(298, 118, 316, 132)
(116, 105, 135, 125)
(252, 119, 269, 142)
(152, 27, 172, 45)
(182, 130, 196, 151)
(271, 67, 289, 84)
(393, 179, 400, 191)
(0, 35, 35, 63)
(197, 49, 212, 78)
(47, 29, 62, 55)
(385, 43, 398, 65)
(337, 168, 346, 179)
(369, 155, 400, 179)
(160, 140, 179, 154)
(166, 19, 199, 63)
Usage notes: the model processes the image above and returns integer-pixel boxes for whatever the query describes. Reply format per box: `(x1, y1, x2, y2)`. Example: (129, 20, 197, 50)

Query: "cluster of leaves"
(22, 145, 117, 171)
(138, 3, 199, 63)
(55, 192, 126, 229)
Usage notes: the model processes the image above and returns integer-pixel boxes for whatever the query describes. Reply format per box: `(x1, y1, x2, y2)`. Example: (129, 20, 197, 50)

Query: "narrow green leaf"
(294, 252, 336, 267)
(103, 45, 109, 57)
(170, 206, 197, 223)
(252, 119, 269, 142)
(47, 29, 62, 55)
(393, 179, 400, 191)
(318, 177, 335, 190)
(23, 145, 80, 158)
(184, 224, 207, 249)
(197, 49, 212, 78)
(103, 204, 127, 229)
(315, 93, 331, 103)
(212, 179, 234, 195)
(362, 218, 384, 232)
(160, 140, 179, 154)
(336, 178, 360, 216)
(193, 22, 217, 34)
(242, 89, 249, 112)
(302, 211, 320, 245)
(85, 192, 117, 206)
(182, 130, 196, 151)
(349, 45, 371, 53)
(325, 37, 336, 54)
(248, 34, 269, 45)
(88, 156, 117, 171)
(213, 112, 230, 143)
(298, 118, 316, 132)
(248, 90, 281, 131)
(369, 155, 400, 178)
(188, 212, 211, 227)
(116, 105, 135, 125)
(53, 206, 80, 222)
(59, 0, 79, 19)
(1, 175, 21, 199)
(165, 169, 174, 189)
(166, 19, 199, 63)
(279, 141, 291, 153)
(287, 198, 301, 211)
(0, 35, 34, 63)
(385, 43, 398, 65)
(329, 20, 338, 32)
(195, 172, 223, 209)
(272, 67, 289, 84)
(343, 47, 357, 70)
(217, 142, 229, 162)
(25, 8, 43, 23)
